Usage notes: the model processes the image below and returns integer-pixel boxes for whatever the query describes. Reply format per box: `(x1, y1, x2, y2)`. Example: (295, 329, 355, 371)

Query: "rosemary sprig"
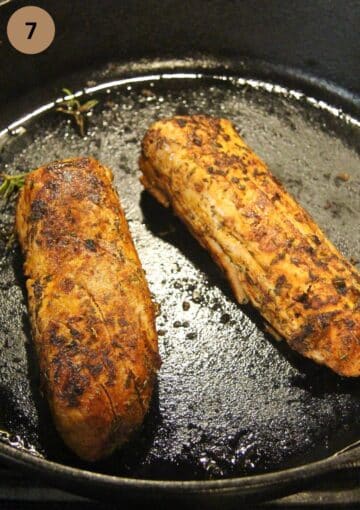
(56, 88, 99, 136)
(0, 173, 25, 251)
(2, 230, 16, 254)
(0, 172, 26, 203)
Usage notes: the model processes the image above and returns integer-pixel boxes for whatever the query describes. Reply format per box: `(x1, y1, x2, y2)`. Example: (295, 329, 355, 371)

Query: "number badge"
(7, 6, 55, 55)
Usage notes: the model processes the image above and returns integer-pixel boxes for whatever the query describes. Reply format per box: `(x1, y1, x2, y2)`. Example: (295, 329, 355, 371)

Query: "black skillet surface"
(0, 60, 359, 503)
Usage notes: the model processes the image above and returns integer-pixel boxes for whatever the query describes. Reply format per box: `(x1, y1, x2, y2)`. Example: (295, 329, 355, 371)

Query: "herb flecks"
(56, 88, 99, 137)
(0, 172, 26, 203)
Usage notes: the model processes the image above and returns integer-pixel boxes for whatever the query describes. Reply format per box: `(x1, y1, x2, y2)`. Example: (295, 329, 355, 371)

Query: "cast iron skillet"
(0, 57, 359, 505)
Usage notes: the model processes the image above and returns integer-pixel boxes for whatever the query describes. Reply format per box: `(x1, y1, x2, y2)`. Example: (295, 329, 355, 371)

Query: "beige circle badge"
(7, 6, 55, 54)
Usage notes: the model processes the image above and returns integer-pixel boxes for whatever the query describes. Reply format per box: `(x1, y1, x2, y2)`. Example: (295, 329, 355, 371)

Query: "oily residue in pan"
(0, 72, 359, 480)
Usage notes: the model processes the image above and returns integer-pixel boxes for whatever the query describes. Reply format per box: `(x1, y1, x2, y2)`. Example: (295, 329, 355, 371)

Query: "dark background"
(0, 0, 359, 104)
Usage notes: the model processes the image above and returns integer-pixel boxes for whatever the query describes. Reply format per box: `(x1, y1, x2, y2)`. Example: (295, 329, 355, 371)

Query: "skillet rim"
(1, 440, 360, 499)
(0, 57, 359, 502)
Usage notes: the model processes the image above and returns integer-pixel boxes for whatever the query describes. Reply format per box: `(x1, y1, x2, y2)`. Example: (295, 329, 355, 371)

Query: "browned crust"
(16, 157, 160, 461)
(139, 115, 360, 377)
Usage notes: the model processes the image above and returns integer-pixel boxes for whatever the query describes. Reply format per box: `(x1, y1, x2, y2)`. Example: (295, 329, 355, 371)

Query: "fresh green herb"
(56, 88, 99, 136)
(0, 172, 26, 203)
(0, 173, 25, 253)
(3, 230, 16, 253)
(0, 226, 17, 258)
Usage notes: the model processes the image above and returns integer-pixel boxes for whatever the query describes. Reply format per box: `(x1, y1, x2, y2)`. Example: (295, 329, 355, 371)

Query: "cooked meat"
(139, 115, 360, 377)
(16, 157, 160, 461)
